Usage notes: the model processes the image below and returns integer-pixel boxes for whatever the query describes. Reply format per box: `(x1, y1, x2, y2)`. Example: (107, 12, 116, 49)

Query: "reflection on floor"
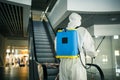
(0, 66, 29, 80)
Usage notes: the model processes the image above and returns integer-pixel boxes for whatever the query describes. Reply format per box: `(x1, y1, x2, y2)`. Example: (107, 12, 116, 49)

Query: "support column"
(0, 34, 7, 67)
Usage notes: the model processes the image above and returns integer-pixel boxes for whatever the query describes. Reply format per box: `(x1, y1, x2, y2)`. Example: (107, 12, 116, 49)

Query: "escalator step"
(35, 38, 49, 41)
(37, 58, 55, 63)
(36, 49, 52, 53)
(35, 36, 48, 39)
(35, 39, 49, 42)
(47, 76, 57, 80)
(34, 31, 47, 34)
(36, 53, 54, 58)
(33, 21, 59, 80)
(34, 33, 47, 35)
(35, 41, 50, 45)
(35, 45, 51, 49)
(47, 68, 59, 76)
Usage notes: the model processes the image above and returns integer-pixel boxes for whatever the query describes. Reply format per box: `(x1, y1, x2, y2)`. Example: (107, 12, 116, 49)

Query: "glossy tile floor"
(0, 66, 29, 80)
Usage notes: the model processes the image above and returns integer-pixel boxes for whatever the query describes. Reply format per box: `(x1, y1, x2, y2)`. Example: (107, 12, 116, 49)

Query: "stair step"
(35, 37, 48, 40)
(36, 49, 52, 53)
(35, 39, 49, 42)
(36, 53, 54, 58)
(34, 31, 47, 34)
(47, 76, 57, 80)
(35, 41, 50, 45)
(34, 28, 45, 30)
(47, 68, 59, 76)
(35, 45, 51, 49)
(35, 36, 48, 39)
(37, 58, 55, 63)
(35, 33, 47, 36)
(33, 21, 59, 80)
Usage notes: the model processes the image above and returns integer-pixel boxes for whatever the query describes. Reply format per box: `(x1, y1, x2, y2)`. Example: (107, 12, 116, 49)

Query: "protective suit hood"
(67, 13, 82, 29)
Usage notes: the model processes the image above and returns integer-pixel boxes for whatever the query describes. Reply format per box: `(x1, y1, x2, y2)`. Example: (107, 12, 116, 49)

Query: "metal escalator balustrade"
(33, 21, 59, 80)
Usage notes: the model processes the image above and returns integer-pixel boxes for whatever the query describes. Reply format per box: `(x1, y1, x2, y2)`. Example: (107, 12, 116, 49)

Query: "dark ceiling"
(0, 0, 57, 39)
(32, 0, 57, 11)
(57, 12, 120, 30)
(81, 12, 120, 27)
(0, 2, 23, 38)
(0, 0, 120, 39)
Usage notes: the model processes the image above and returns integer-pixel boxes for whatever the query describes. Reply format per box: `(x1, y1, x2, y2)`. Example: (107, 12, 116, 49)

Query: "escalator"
(32, 21, 59, 80)
(29, 19, 105, 80)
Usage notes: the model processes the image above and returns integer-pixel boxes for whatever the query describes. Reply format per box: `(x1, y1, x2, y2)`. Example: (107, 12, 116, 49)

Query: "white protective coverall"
(59, 12, 97, 80)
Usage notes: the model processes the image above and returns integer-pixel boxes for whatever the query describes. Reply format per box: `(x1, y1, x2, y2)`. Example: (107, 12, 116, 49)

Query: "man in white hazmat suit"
(58, 12, 98, 80)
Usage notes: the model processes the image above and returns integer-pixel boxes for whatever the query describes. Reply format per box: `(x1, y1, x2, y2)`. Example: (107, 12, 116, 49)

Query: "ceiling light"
(12, 49, 14, 53)
(113, 35, 119, 39)
(6, 49, 10, 53)
(110, 18, 117, 21)
(97, 50, 100, 53)
(115, 50, 120, 56)
(102, 55, 108, 62)
(95, 36, 99, 38)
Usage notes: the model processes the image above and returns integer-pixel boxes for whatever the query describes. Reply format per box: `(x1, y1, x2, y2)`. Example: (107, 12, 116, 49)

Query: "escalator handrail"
(86, 63, 105, 80)
(29, 16, 39, 80)
(44, 13, 56, 35)
(31, 12, 38, 62)
(43, 14, 61, 63)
